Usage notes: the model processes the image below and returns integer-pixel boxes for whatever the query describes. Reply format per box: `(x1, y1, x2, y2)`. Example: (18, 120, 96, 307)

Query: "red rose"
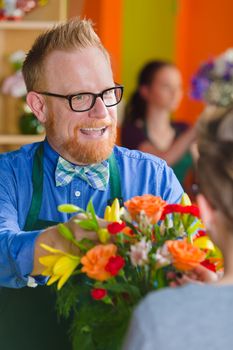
(105, 256, 125, 276)
(160, 204, 200, 220)
(194, 230, 207, 240)
(107, 222, 126, 234)
(201, 259, 216, 273)
(91, 288, 107, 300)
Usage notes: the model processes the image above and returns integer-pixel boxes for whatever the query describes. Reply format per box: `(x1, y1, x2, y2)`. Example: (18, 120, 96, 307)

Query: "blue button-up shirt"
(0, 140, 183, 288)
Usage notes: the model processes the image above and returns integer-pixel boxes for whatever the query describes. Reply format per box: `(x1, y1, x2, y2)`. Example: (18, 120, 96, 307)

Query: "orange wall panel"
(175, 0, 233, 124)
(81, 0, 122, 82)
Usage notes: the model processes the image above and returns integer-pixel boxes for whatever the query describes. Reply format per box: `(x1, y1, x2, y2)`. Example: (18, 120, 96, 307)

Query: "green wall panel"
(122, 0, 177, 101)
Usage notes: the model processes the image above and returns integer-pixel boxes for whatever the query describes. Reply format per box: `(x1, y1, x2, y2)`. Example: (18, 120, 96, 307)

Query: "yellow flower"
(104, 198, 121, 222)
(39, 244, 80, 290)
(193, 236, 215, 251)
(97, 228, 110, 244)
(180, 193, 192, 206)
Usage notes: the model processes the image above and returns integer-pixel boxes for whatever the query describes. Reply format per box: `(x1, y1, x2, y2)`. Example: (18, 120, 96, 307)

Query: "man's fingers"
(97, 217, 109, 228)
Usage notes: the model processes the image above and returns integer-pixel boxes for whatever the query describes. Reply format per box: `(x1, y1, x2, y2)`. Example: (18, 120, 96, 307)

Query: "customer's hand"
(167, 264, 219, 287)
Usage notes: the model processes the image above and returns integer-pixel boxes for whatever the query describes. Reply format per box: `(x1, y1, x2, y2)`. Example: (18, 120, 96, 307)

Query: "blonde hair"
(197, 106, 233, 222)
(22, 18, 110, 91)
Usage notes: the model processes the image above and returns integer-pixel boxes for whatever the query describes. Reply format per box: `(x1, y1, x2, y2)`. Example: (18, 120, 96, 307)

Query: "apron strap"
(23, 143, 44, 231)
(108, 152, 123, 207)
(24, 145, 123, 231)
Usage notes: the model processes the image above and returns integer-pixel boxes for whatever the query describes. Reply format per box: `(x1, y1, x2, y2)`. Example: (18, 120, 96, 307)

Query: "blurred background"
(0, 0, 232, 148)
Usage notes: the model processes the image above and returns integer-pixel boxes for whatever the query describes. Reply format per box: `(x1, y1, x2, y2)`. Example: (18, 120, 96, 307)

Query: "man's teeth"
(81, 127, 105, 131)
(80, 126, 107, 136)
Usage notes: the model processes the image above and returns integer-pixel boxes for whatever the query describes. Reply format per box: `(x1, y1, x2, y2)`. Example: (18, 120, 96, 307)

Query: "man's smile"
(79, 126, 109, 138)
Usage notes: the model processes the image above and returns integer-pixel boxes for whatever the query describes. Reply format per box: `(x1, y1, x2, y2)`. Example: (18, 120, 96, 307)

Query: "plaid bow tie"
(55, 156, 109, 191)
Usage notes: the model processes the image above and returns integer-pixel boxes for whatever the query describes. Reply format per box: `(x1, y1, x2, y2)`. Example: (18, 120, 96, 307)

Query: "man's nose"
(88, 96, 108, 118)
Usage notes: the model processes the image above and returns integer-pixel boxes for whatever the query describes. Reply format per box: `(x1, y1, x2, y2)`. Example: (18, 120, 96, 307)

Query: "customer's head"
(124, 60, 183, 124)
(197, 106, 233, 247)
(23, 18, 122, 164)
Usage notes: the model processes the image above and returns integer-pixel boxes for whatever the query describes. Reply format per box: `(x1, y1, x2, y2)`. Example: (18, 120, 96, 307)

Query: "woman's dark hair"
(197, 106, 233, 223)
(123, 60, 174, 126)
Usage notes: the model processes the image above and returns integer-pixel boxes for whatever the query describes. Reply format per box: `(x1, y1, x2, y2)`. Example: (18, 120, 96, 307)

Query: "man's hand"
(66, 213, 108, 242)
(32, 214, 108, 276)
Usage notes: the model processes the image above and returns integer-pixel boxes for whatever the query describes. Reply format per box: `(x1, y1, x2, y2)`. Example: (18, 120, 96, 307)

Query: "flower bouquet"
(1, 50, 44, 134)
(0, 0, 48, 21)
(40, 194, 223, 350)
(191, 48, 233, 107)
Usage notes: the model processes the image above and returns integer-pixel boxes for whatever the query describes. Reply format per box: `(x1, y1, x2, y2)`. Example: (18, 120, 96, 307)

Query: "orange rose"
(124, 195, 166, 224)
(81, 244, 117, 281)
(167, 239, 206, 271)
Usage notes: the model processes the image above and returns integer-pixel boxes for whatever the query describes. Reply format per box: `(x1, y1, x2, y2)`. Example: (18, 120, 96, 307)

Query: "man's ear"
(196, 194, 215, 230)
(26, 92, 47, 124)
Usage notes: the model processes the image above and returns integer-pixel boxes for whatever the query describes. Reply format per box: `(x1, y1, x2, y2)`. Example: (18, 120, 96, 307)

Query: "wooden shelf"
(0, 20, 59, 30)
(0, 0, 79, 145)
(0, 134, 45, 145)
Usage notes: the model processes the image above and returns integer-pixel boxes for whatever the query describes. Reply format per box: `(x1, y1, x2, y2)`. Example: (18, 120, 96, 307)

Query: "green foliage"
(74, 219, 98, 231)
(58, 223, 74, 241)
(154, 268, 168, 289)
(73, 199, 99, 232)
(58, 204, 85, 214)
(98, 281, 141, 303)
(72, 301, 131, 350)
(86, 200, 99, 230)
(56, 276, 133, 350)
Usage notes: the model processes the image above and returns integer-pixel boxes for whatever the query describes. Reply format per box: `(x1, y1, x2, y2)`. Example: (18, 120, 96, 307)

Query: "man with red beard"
(0, 19, 183, 349)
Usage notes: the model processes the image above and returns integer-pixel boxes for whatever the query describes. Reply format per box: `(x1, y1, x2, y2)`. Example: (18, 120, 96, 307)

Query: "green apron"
(0, 143, 122, 350)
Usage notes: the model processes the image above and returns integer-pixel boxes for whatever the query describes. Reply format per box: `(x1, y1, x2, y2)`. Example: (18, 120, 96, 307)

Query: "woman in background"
(121, 61, 196, 189)
(123, 106, 233, 350)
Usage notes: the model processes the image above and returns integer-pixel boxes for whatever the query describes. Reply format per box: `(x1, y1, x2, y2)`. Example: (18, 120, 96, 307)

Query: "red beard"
(46, 118, 116, 164)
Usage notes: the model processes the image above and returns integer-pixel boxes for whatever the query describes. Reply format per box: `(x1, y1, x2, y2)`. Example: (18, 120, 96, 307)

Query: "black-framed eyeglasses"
(36, 84, 124, 112)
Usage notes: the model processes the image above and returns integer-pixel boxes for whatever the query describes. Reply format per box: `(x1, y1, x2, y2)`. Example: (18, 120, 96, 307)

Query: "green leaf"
(186, 215, 196, 230)
(75, 219, 99, 231)
(115, 233, 134, 245)
(102, 281, 141, 300)
(123, 221, 140, 235)
(57, 223, 74, 241)
(102, 295, 113, 305)
(186, 219, 203, 242)
(154, 225, 162, 243)
(73, 238, 95, 252)
(57, 204, 84, 213)
(86, 199, 99, 229)
(80, 238, 95, 248)
(181, 213, 189, 228)
(86, 199, 95, 215)
(155, 268, 168, 289)
(173, 212, 181, 229)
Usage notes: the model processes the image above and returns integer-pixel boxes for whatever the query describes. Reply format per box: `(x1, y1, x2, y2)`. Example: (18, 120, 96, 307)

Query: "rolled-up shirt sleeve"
(0, 173, 42, 288)
(0, 230, 42, 288)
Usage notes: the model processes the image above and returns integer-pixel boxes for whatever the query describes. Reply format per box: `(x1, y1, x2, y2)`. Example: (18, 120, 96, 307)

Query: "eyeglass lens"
(70, 87, 122, 111)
